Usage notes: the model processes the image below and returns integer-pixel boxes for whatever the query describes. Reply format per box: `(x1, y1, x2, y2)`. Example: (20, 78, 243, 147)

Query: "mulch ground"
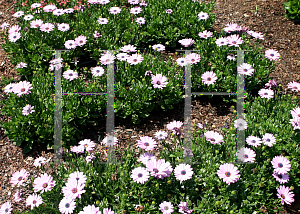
(0, 0, 300, 213)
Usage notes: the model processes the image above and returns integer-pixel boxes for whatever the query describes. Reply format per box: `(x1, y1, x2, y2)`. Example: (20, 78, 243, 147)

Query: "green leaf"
(23, 143, 32, 153)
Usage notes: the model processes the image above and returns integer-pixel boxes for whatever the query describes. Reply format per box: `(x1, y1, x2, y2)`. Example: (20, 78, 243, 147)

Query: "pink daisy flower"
(31, 3, 41, 8)
(22, 104, 35, 116)
(78, 205, 100, 214)
(227, 34, 243, 47)
(167, 121, 183, 135)
(59, 197, 76, 214)
(159, 201, 174, 214)
(204, 130, 224, 145)
(62, 179, 86, 200)
(68, 171, 87, 185)
(71, 145, 85, 154)
(93, 30, 102, 38)
(57, 23, 70, 32)
(116, 53, 130, 61)
(198, 30, 213, 39)
(78, 139, 95, 153)
(30, 19, 43, 29)
(137, 152, 157, 165)
(33, 157, 46, 167)
(174, 163, 193, 184)
(40, 23, 55, 33)
(176, 57, 190, 67)
(91, 66, 105, 77)
(246, 136, 262, 147)
(137, 136, 157, 151)
(185, 53, 201, 65)
(65, 40, 77, 49)
(16, 62, 27, 68)
(272, 171, 289, 184)
(0, 202, 13, 214)
(102, 136, 118, 147)
(201, 71, 218, 85)
(146, 158, 173, 179)
(130, 166, 150, 184)
(234, 118, 248, 131)
(136, 17, 145, 25)
(99, 52, 115, 65)
(9, 32, 21, 43)
(121, 44, 137, 53)
(152, 44, 165, 52)
(8, 25, 21, 34)
(74, 35, 87, 47)
(145, 70, 153, 77)
(237, 63, 255, 76)
(262, 133, 276, 147)
(128, 0, 139, 5)
(53, 9, 65, 16)
(178, 201, 193, 214)
(290, 107, 300, 119)
(258, 88, 274, 100)
(287, 81, 300, 92)
(223, 23, 240, 33)
(154, 130, 168, 140)
(130, 6, 142, 14)
(277, 185, 295, 205)
(265, 49, 280, 61)
(271, 156, 291, 174)
(236, 147, 256, 163)
(102, 208, 117, 214)
(63, 69, 78, 81)
(33, 173, 56, 194)
(182, 147, 193, 157)
(43, 4, 57, 12)
(24, 14, 34, 20)
(198, 12, 209, 20)
(13, 11, 24, 18)
(215, 37, 228, 47)
(151, 74, 168, 89)
(0, 22, 10, 30)
(14, 189, 23, 202)
(165, 9, 173, 14)
(178, 38, 195, 47)
(289, 117, 300, 130)
(12, 80, 32, 97)
(26, 193, 43, 210)
(86, 153, 96, 163)
(127, 53, 144, 65)
(4, 83, 17, 93)
(227, 53, 236, 61)
(109, 6, 121, 14)
(97, 17, 108, 24)
(217, 163, 240, 185)
(265, 78, 278, 89)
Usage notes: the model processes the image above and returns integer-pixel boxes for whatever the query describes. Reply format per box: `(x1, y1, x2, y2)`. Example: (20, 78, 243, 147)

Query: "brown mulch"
(0, 0, 300, 213)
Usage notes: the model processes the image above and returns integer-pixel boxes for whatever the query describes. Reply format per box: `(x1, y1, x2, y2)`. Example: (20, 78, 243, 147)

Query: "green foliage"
(283, 0, 300, 20)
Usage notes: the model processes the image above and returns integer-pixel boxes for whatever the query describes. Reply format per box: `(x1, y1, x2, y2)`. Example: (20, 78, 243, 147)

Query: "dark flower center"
(18, 176, 23, 181)
(225, 172, 231, 177)
(76, 177, 79, 181)
(181, 170, 186, 175)
(72, 188, 77, 193)
(251, 140, 256, 143)
(264, 92, 268, 95)
(153, 168, 159, 173)
(232, 41, 236, 44)
(134, 59, 137, 62)
(138, 173, 143, 178)
(278, 174, 283, 179)
(13, 36, 16, 39)
(278, 163, 283, 168)
(69, 73, 73, 76)
(244, 154, 248, 158)
(65, 203, 70, 208)
(21, 88, 26, 92)
(156, 81, 161, 85)
(164, 206, 169, 210)
(43, 183, 48, 188)
(33, 200, 37, 204)
(221, 41, 224, 44)
(271, 54, 274, 56)
(244, 69, 248, 72)
(207, 77, 211, 81)
(144, 142, 149, 146)
(281, 194, 285, 199)
(210, 138, 215, 142)
(266, 139, 271, 142)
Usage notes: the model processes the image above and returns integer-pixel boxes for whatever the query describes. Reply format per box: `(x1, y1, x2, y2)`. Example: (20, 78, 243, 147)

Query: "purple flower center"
(181, 60, 184, 63)
(72, 188, 78, 193)
(76, 177, 79, 181)
(156, 81, 161, 85)
(79, 40, 83, 43)
(266, 139, 270, 142)
(232, 41, 236, 44)
(239, 123, 243, 126)
(134, 59, 137, 62)
(225, 172, 231, 177)
(153, 168, 159, 173)
(244, 69, 248, 72)
(18, 176, 23, 181)
(278, 174, 283, 179)
(221, 41, 224, 44)
(210, 138, 215, 142)
(138, 173, 143, 178)
(96, 70, 100, 73)
(65, 203, 70, 208)
(43, 183, 48, 188)
(278, 163, 283, 168)
(13, 36, 16, 39)
(33, 200, 37, 204)
(281, 194, 285, 199)
(271, 54, 274, 57)
(251, 140, 256, 143)
(21, 88, 26, 92)
(144, 142, 149, 146)
(264, 92, 268, 95)
(35, 24, 39, 27)
(69, 73, 73, 76)
(207, 77, 211, 81)
(46, 27, 49, 30)
(244, 154, 248, 158)
(294, 86, 298, 89)
(164, 206, 169, 210)
(5, 209, 8, 212)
